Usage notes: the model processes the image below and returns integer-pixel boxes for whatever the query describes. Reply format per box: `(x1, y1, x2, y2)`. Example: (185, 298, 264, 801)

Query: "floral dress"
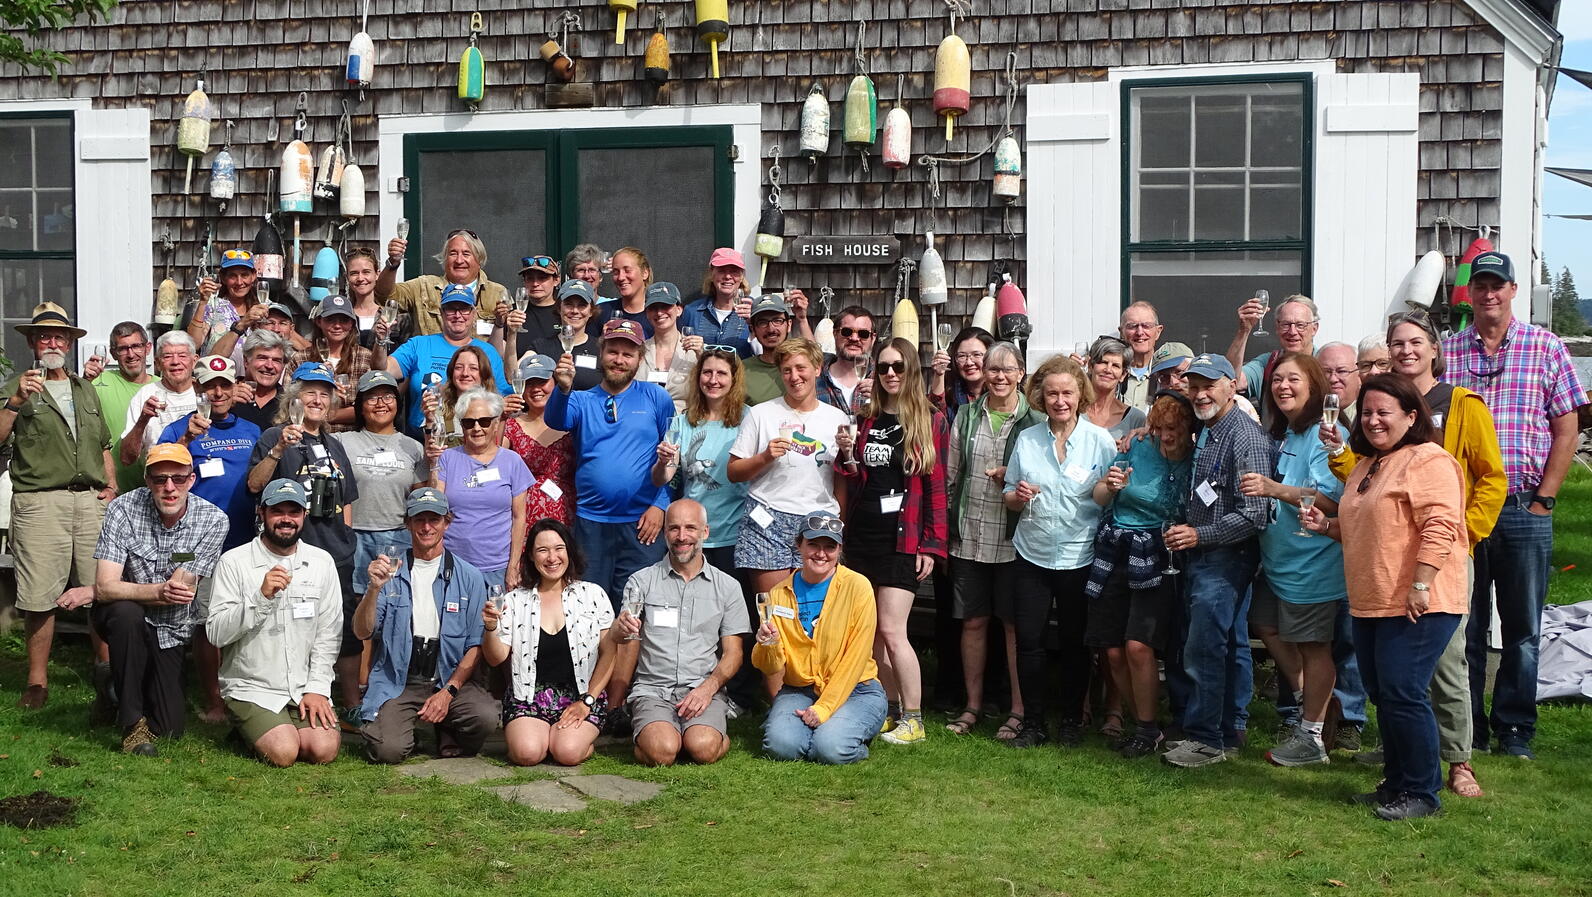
(503, 416, 575, 526)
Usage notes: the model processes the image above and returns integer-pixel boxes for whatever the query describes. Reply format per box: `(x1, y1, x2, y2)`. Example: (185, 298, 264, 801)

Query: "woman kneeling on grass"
(753, 512, 888, 764)
(482, 519, 618, 767)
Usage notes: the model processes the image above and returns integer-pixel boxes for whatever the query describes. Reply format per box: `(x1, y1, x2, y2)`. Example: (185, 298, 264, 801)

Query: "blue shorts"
(734, 505, 805, 572)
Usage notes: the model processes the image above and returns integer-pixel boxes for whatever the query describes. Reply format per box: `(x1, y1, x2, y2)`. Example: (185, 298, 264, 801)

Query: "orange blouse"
(1338, 443, 1468, 619)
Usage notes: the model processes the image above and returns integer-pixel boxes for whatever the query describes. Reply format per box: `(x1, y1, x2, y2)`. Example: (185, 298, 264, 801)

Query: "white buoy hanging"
(993, 135, 1022, 202)
(280, 94, 314, 214)
(346, 0, 374, 98)
(177, 74, 212, 194)
(208, 120, 236, 206)
(813, 285, 836, 356)
(339, 162, 365, 218)
(799, 82, 830, 162)
(970, 280, 997, 334)
(919, 231, 947, 350)
(882, 74, 911, 170)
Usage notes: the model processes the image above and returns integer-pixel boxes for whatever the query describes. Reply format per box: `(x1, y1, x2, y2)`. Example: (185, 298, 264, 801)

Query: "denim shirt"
(679, 295, 754, 357)
(360, 550, 487, 722)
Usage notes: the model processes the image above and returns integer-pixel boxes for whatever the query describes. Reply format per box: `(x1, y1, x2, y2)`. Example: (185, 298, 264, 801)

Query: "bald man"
(610, 500, 751, 766)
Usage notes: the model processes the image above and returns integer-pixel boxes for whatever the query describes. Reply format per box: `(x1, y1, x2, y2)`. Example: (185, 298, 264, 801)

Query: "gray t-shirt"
(334, 429, 427, 531)
(624, 557, 750, 700)
(44, 379, 77, 439)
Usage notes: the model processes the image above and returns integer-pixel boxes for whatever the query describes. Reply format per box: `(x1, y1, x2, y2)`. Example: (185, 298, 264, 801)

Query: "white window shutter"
(74, 107, 153, 354)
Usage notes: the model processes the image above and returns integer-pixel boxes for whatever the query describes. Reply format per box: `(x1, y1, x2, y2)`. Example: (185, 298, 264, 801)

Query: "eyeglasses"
(222, 249, 253, 261)
(986, 365, 1021, 375)
(876, 361, 907, 375)
(1466, 337, 1509, 380)
(145, 472, 193, 486)
(461, 415, 498, 431)
(362, 393, 398, 405)
(803, 514, 845, 537)
(839, 327, 874, 340)
(1322, 367, 1356, 380)
(1356, 456, 1383, 494)
(1121, 323, 1160, 332)
(1356, 360, 1392, 374)
(112, 342, 148, 354)
(955, 352, 987, 363)
(1276, 321, 1316, 332)
(603, 395, 618, 423)
(520, 256, 555, 269)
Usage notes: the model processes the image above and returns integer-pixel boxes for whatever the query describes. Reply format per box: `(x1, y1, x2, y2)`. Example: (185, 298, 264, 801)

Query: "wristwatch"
(1535, 495, 1556, 510)
(1411, 582, 1430, 592)
(444, 683, 459, 697)
(578, 693, 597, 708)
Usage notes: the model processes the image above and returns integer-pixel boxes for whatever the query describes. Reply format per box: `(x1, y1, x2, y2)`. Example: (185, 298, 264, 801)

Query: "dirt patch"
(0, 790, 79, 829)
(47, 751, 78, 768)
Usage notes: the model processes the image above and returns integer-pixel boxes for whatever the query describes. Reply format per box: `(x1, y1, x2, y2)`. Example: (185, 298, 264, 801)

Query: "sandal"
(1447, 761, 1485, 798)
(1100, 710, 1125, 740)
(945, 707, 981, 735)
(994, 714, 1024, 742)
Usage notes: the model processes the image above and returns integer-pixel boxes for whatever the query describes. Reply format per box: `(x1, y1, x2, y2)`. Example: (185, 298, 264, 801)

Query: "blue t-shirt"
(792, 570, 833, 636)
(671, 411, 751, 549)
(1259, 426, 1348, 604)
(1110, 434, 1192, 531)
(160, 412, 262, 550)
(544, 379, 673, 523)
(390, 335, 510, 431)
(1003, 418, 1118, 570)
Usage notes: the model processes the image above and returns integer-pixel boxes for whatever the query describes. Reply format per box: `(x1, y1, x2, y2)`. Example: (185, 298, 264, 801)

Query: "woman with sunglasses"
(637, 283, 704, 411)
(929, 327, 995, 416)
(423, 345, 523, 446)
(431, 387, 531, 591)
(304, 295, 384, 432)
(502, 354, 575, 528)
(1301, 374, 1467, 821)
(753, 511, 889, 764)
(1321, 314, 1505, 798)
(831, 338, 948, 745)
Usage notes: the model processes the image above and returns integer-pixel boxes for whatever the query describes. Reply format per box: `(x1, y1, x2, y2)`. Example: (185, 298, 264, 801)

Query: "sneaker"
(1495, 735, 1535, 760)
(880, 713, 895, 735)
(1118, 732, 1164, 759)
(1351, 780, 1395, 806)
(1162, 740, 1227, 768)
(1006, 723, 1049, 749)
(1054, 720, 1085, 747)
(1266, 732, 1330, 767)
(338, 706, 363, 734)
(1374, 793, 1441, 821)
(723, 696, 744, 721)
(121, 718, 158, 757)
(1160, 738, 1240, 759)
(880, 717, 926, 745)
(1333, 724, 1362, 753)
(1354, 747, 1386, 766)
(1273, 722, 1298, 746)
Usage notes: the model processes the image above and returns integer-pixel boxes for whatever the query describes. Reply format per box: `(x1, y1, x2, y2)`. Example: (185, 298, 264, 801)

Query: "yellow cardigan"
(1329, 386, 1506, 551)
(751, 565, 879, 724)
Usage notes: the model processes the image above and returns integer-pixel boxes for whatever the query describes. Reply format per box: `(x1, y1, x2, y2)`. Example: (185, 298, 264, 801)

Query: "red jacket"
(834, 408, 950, 560)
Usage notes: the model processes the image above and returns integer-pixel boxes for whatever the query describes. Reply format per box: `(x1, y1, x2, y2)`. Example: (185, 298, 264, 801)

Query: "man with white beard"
(0, 302, 118, 710)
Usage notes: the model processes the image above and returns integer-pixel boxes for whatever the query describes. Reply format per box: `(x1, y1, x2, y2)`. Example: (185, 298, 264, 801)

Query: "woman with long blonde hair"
(833, 337, 949, 745)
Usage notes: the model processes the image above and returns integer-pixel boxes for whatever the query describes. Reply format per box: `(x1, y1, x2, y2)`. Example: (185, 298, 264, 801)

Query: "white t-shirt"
(122, 380, 198, 452)
(44, 379, 77, 439)
(410, 556, 442, 640)
(729, 397, 848, 515)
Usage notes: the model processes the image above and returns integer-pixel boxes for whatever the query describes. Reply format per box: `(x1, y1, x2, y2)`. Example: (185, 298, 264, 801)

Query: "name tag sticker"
(198, 458, 225, 479)
(1196, 480, 1219, 507)
(445, 601, 460, 614)
(1064, 463, 1091, 485)
(647, 371, 670, 384)
(538, 478, 564, 500)
(1431, 412, 1444, 429)
(575, 355, 598, 370)
(772, 604, 796, 619)
(880, 493, 904, 514)
(749, 505, 775, 528)
(310, 444, 327, 459)
(292, 601, 315, 619)
(650, 606, 680, 628)
(476, 320, 494, 337)
(474, 467, 501, 484)
(372, 450, 397, 465)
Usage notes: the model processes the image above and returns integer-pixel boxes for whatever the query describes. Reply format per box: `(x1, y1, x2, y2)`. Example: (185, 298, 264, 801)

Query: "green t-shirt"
(93, 369, 149, 493)
(742, 355, 783, 406)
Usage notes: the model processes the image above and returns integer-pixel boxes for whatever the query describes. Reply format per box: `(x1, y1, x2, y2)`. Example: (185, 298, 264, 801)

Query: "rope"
(916, 51, 1020, 169)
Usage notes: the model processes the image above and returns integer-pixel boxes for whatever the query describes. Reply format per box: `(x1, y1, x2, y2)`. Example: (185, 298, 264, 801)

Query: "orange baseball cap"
(146, 442, 194, 467)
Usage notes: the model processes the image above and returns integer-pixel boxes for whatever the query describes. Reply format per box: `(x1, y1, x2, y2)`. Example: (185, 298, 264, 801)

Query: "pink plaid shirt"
(1443, 317, 1587, 494)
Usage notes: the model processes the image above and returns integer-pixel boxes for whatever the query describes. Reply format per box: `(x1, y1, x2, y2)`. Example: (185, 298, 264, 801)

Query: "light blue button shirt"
(1004, 418, 1118, 570)
(1259, 426, 1348, 604)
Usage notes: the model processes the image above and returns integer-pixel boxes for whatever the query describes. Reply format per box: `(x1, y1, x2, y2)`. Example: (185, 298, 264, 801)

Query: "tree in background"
(1, 1, 116, 73)
(1552, 266, 1588, 337)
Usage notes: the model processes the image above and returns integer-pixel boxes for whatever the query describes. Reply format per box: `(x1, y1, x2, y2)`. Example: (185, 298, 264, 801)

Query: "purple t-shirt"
(437, 446, 533, 573)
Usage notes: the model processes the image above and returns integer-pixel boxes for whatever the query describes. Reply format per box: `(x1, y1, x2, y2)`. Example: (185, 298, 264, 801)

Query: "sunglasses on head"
(222, 249, 253, 261)
(840, 327, 874, 340)
(447, 229, 480, 240)
(521, 256, 555, 270)
(461, 415, 498, 431)
(803, 514, 845, 536)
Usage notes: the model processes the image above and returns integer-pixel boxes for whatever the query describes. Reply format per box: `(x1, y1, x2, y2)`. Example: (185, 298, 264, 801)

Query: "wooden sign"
(789, 235, 901, 265)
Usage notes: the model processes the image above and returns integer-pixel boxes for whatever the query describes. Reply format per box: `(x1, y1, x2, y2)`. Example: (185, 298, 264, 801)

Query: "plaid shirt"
(835, 409, 950, 559)
(1443, 318, 1588, 494)
(946, 397, 1041, 564)
(1188, 404, 1274, 547)
(93, 488, 229, 649)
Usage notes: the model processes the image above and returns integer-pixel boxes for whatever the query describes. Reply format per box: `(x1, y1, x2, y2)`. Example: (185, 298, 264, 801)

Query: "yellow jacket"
(751, 565, 879, 724)
(1329, 385, 1506, 550)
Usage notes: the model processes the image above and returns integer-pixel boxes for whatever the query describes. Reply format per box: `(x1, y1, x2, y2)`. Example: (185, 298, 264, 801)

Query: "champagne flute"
(840, 414, 859, 470)
(755, 592, 773, 643)
(195, 395, 212, 425)
(1296, 484, 1318, 538)
(396, 217, 410, 240)
(1322, 393, 1340, 430)
(254, 281, 270, 309)
(335, 374, 352, 403)
(170, 567, 199, 600)
(936, 322, 954, 354)
(665, 418, 681, 451)
(778, 419, 798, 442)
(288, 397, 306, 427)
(555, 323, 576, 355)
(623, 593, 644, 641)
(513, 287, 531, 334)
(1253, 289, 1271, 336)
(1073, 340, 1090, 361)
(26, 353, 44, 406)
(486, 583, 504, 615)
(378, 302, 398, 350)
(1161, 522, 1181, 576)
(92, 343, 109, 370)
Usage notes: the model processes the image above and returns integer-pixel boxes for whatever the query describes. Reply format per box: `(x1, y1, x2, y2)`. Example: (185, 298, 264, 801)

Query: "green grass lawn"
(5, 469, 1592, 896)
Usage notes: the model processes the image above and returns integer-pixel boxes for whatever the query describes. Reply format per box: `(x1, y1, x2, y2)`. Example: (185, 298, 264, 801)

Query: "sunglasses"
(461, 415, 498, 431)
(146, 472, 193, 486)
(603, 394, 618, 423)
(876, 360, 907, 375)
(1465, 337, 1509, 380)
(840, 327, 874, 340)
(222, 249, 253, 261)
(521, 256, 556, 270)
(803, 514, 845, 536)
(1356, 456, 1383, 494)
(447, 229, 480, 240)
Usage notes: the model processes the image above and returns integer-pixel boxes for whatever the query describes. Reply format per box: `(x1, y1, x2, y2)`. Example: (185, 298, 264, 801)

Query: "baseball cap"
(219, 248, 255, 271)
(644, 282, 682, 308)
(357, 370, 399, 394)
(146, 442, 194, 467)
(440, 284, 475, 307)
(266, 302, 297, 320)
(1185, 353, 1237, 382)
(602, 318, 646, 346)
(260, 478, 309, 508)
(708, 248, 746, 270)
(750, 294, 791, 320)
(194, 354, 238, 384)
(1150, 341, 1194, 376)
(557, 278, 596, 304)
(799, 510, 845, 544)
(313, 294, 357, 320)
(1469, 251, 1515, 284)
(291, 361, 336, 385)
(517, 353, 557, 381)
(519, 255, 559, 276)
(405, 487, 450, 517)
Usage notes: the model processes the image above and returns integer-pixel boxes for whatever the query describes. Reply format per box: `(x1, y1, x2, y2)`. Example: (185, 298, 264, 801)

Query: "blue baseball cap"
(1184, 353, 1236, 382)
(291, 361, 336, 385)
(260, 477, 308, 508)
(1469, 251, 1515, 284)
(557, 278, 596, 304)
(518, 353, 557, 381)
(644, 282, 683, 308)
(219, 248, 255, 271)
(405, 487, 450, 517)
(440, 283, 476, 307)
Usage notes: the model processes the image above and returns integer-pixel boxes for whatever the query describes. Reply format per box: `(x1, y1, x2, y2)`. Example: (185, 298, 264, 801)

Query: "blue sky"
(1544, 3, 1592, 293)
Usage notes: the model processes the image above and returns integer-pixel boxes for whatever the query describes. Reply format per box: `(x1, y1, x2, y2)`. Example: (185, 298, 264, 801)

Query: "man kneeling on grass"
(206, 479, 343, 766)
(611, 500, 749, 767)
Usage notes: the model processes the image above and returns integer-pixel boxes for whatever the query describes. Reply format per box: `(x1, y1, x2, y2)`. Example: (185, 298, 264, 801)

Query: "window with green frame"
(0, 112, 75, 367)
(1122, 76, 1311, 357)
(403, 126, 734, 296)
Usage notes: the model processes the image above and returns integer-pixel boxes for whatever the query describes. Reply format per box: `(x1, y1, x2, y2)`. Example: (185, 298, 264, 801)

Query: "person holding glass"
(928, 326, 994, 416)
(680, 248, 755, 356)
(335, 371, 429, 597)
(482, 518, 618, 767)
(343, 247, 386, 339)
(431, 387, 531, 591)
(753, 511, 888, 764)
(1002, 355, 1119, 749)
(1084, 393, 1195, 758)
(303, 294, 385, 432)
(1083, 337, 1149, 440)
(637, 282, 704, 411)
(832, 338, 949, 746)
(502, 353, 576, 527)
(1301, 374, 1467, 820)
(1233, 353, 1349, 767)
(422, 343, 521, 446)
(532, 279, 604, 392)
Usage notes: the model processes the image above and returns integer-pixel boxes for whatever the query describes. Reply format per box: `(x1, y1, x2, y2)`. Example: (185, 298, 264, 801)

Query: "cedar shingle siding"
(0, 0, 1510, 318)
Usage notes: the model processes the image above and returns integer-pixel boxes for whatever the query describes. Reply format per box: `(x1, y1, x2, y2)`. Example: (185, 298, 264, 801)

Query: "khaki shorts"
(627, 690, 729, 741)
(226, 697, 312, 744)
(11, 489, 105, 613)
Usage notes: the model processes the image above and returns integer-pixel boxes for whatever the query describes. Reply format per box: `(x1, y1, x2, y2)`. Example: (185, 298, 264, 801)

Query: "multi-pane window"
(0, 114, 75, 366)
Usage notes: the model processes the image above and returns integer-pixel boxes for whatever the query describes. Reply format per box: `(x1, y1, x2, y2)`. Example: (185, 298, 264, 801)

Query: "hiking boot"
(1005, 722, 1049, 749)
(723, 696, 745, 721)
(1054, 720, 1086, 747)
(880, 717, 926, 745)
(1266, 732, 1329, 767)
(1118, 732, 1164, 759)
(1354, 747, 1385, 765)
(1333, 724, 1362, 753)
(121, 718, 158, 757)
(1374, 793, 1441, 821)
(1352, 780, 1395, 806)
(1162, 740, 1226, 768)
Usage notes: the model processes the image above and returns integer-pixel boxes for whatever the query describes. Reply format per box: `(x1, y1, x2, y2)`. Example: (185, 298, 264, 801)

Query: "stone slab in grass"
(564, 774, 665, 805)
(398, 756, 516, 785)
(521, 763, 588, 778)
(487, 781, 588, 813)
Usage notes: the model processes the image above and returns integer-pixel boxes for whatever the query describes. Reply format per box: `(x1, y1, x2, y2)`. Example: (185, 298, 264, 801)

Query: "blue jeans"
(1181, 542, 1258, 750)
(763, 680, 888, 765)
(353, 528, 412, 594)
(1355, 612, 1461, 808)
(574, 516, 667, 611)
(1468, 495, 1552, 745)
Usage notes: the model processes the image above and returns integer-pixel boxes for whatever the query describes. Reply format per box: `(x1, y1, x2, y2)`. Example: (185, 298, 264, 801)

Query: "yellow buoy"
(645, 27, 671, 83)
(933, 34, 970, 141)
(843, 75, 877, 151)
(610, 0, 637, 44)
(695, 0, 729, 79)
(891, 297, 920, 347)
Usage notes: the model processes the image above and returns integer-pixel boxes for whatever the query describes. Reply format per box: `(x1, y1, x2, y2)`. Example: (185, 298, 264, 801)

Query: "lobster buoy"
(339, 163, 365, 218)
(347, 31, 374, 90)
(843, 75, 877, 154)
(754, 205, 785, 289)
(799, 83, 830, 161)
(882, 78, 911, 170)
(1451, 236, 1492, 328)
(996, 275, 1030, 342)
(891, 298, 920, 347)
(458, 13, 485, 108)
(310, 245, 342, 305)
(918, 233, 947, 308)
(177, 77, 212, 194)
(695, 0, 729, 79)
(314, 143, 345, 201)
(253, 216, 286, 291)
(610, 0, 636, 44)
(971, 282, 997, 334)
(154, 276, 181, 326)
(814, 314, 836, 356)
(645, 26, 670, 83)
(993, 136, 1022, 203)
(208, 145, 236, 203)
(279, 139, 314, 214)
(934, 34, 970, 142)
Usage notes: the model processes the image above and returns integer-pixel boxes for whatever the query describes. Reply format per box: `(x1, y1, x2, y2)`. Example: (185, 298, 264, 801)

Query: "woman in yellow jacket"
(1321, 312, 1505, 799)
(752, 511, 889, 764)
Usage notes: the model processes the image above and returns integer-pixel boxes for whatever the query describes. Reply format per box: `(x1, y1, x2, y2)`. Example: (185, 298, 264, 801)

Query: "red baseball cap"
(602, 319, 646, 346)
(708, 248, 745, 270)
